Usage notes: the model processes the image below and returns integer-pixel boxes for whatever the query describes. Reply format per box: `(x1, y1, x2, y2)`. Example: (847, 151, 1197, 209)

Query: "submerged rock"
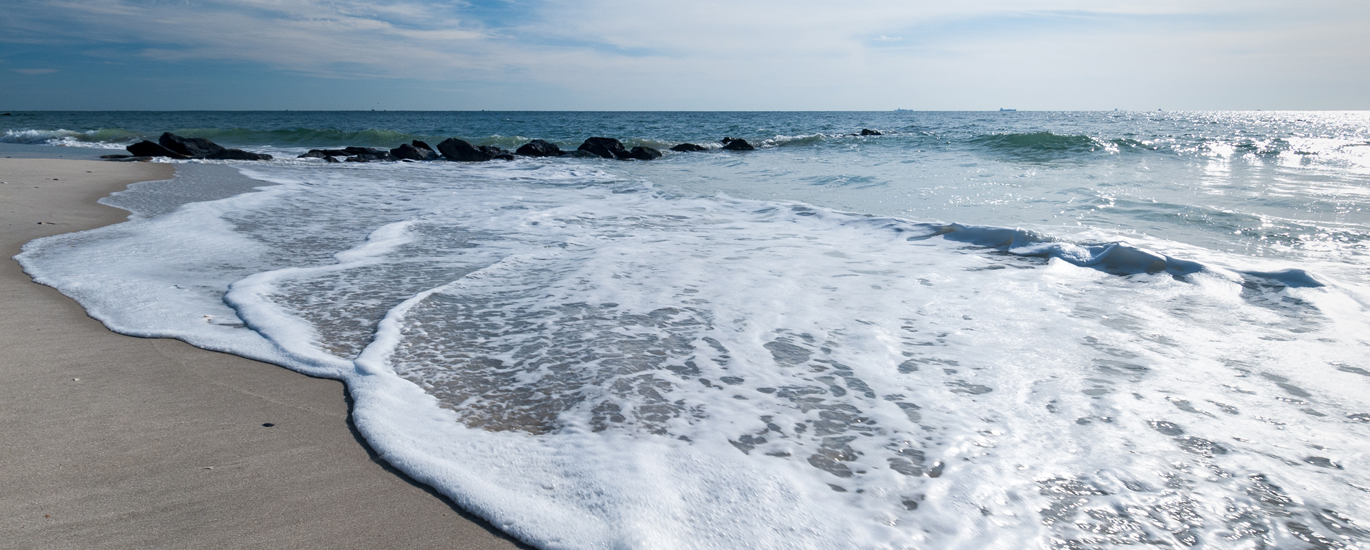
(126, 140, 189, 159)
(343, 146, 388, 156)
(671, 143, 707, 152)
(437, 138, 512, 161)
(338, 147, 394, 162)
(390, 142, 439, 161)
(722, 138, 756, 151)
(298, 149, 351, 158)
(577, 137, 629, 159)
(159, 132, 225, 158)
(860, 129, 882, 136)
(623, 146, 662, 160)
(516, 139, 562, 157)
(206, 148, 273, 161)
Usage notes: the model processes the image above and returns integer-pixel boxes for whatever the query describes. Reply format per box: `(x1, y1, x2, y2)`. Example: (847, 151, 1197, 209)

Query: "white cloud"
(1, 0, 1366, 108)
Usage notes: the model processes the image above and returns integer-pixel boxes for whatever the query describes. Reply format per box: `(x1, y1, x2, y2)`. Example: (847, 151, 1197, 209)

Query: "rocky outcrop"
(561, 150, 601, 158)
(437, 138, 512, 161)
(390, 142, 439, 161)
(577, 137, 629, 159)
(623, 146, 662, 160)
(671, 143, 707, 152)
(298, 149, 351, 158)
(129, 132, 273, 161)
(436, 139, 482, 161)
(860, 129, 882, 136)
(341, 147, 395, 162)
(516, 139, 562, 157)
(722, 138, 755, 151)
(343, 147, 387, 156)
(159, 132, 225, 158)
(206, 148, 273, 161)
(126, 140, 189, 159)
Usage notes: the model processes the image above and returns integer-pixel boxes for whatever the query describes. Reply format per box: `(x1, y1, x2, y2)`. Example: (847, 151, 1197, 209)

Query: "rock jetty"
(117, 130, 814, 164)
(123, 132, 273, 161)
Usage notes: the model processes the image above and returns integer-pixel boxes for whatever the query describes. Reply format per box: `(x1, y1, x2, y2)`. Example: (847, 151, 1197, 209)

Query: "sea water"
(8, 111, 1370, 549)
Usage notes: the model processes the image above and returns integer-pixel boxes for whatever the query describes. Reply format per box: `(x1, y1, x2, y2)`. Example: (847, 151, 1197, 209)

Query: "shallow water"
(13, 111, 1370, 549)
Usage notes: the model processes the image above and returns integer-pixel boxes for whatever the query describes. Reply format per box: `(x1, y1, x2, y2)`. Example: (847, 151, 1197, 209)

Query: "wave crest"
(970, 132, 1109, 159)
(1, 128, 143, 148)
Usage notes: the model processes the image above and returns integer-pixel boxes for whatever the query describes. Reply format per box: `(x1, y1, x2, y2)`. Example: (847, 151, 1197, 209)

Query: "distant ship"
(895, 108, 912, 112)
(999, 108, 1017, 112)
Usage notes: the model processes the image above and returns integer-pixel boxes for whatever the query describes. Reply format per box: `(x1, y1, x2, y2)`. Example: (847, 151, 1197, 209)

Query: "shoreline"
(0, 157, 525, 549)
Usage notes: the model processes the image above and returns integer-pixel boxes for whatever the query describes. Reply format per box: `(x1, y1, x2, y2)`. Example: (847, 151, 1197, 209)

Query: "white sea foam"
(1, 128, 138, 148)
(17, 159, 1370, 549)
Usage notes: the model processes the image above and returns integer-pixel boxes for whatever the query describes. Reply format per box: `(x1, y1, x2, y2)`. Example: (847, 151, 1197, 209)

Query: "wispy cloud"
(0, 0, 1366, 109)
(11, 68, 59, 75)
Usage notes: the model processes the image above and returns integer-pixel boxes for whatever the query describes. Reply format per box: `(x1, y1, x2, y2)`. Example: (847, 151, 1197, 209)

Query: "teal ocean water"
(9, 111, 1370, 549)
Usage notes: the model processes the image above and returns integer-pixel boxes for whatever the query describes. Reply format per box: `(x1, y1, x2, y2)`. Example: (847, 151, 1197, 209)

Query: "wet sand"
(0, 158, 526, 549)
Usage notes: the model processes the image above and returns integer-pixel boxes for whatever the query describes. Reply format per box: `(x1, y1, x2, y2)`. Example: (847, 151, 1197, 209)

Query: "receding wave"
(766, 134, 830, 147)
(901, 222, 1323, 288)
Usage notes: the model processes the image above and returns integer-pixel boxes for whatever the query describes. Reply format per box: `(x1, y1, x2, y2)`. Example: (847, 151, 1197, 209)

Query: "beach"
(3, 111, 1367, 548)
(0, 157, 524, 549)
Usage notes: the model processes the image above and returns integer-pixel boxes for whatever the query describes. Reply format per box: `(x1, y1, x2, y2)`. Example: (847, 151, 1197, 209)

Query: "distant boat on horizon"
(895, 108, 912, 112)
(999, 108, 1017, 112)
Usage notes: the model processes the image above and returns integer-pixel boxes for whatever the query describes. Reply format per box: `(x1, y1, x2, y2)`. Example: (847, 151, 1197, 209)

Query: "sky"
(0, 0, 1367, 111)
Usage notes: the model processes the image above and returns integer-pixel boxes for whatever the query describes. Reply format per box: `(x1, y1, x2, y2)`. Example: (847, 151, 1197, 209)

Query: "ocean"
(6, 111, 1370, 549)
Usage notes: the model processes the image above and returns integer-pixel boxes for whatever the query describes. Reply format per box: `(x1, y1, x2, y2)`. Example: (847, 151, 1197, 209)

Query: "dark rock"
(324, 156, 341, 163)
(516, 139, 562, 157)
(411, 140, 434, 151)
(206, 148, 273, 161)
(860, 129, 882, 136)
(722, 138, 755, 151)
(623, 146, 662, 160)
(159, 132, 226, 158)
(1, 112, 11, 116)
(126, 140, 189, 159)
(671, 143, 707, 152)
(577, 137, 628, 159)
(436, 138, 480, 160)
(561, 150, 601, 158)
(340, 147, 394, 162)
(436, 138, 511, 161)
(343, 147, 389, 156)
(299, 149, 351, 158)
(721, 137, 735, 144)
(353, 153, 393, 162)
(390, 143, 438, 161)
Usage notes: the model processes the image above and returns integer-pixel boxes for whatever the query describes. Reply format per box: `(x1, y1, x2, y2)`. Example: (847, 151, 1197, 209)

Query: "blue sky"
(1, 0, 1366, 110)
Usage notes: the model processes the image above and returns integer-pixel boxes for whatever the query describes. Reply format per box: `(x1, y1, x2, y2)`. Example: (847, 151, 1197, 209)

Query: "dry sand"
(0, 158, 527, 549)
